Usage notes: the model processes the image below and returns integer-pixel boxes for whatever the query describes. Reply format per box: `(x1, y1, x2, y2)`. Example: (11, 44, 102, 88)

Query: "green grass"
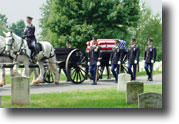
(1, 84, 162, 108)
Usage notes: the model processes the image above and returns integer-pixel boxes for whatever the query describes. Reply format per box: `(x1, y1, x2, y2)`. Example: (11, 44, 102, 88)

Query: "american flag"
(86, 39, 127, 52)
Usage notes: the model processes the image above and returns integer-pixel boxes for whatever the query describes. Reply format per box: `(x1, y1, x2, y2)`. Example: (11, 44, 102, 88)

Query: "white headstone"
(118, 73, 131, 92)
(138, 92, 162, 108)
(11, 77, 30, 105)
(126, 82, 144, 104)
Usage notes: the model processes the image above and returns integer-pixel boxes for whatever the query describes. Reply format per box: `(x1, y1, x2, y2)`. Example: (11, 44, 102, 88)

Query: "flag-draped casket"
(86, 39, 126, 53)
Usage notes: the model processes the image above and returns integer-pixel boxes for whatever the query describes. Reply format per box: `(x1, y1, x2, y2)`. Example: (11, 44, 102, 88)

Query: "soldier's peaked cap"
(27, 16, 33, 20)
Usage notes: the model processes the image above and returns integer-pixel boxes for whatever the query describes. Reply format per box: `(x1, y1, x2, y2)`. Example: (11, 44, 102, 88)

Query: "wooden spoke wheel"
(66, 49, 88, 84)
(43, 67, 55, 83)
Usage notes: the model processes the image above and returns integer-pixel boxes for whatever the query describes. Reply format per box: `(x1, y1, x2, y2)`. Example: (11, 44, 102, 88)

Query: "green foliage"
(10, 20, 25, 37)
(134, 2, 162, 61)
(0, 14, 8, 37)
(40, 0, 140, 49)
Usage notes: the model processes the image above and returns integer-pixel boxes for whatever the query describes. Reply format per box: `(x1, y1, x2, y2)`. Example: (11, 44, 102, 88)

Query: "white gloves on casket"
(109, 61, 111, 64)
(88, 62, 90, 66)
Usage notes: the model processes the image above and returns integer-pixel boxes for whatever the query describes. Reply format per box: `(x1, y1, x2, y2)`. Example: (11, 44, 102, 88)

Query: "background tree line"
(0, 14, 25, 37)
(40, 0, 162, 61)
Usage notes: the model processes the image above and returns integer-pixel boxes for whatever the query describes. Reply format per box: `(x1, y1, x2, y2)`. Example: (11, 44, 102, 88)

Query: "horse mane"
(12, 33, 22, 41)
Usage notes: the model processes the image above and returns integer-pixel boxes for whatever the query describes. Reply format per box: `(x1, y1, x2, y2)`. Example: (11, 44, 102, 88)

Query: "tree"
(40, 0, 140, 49)
(134, 2, 162, 61)
(10, 20, 25, 37)
(0, 14, 8, 37)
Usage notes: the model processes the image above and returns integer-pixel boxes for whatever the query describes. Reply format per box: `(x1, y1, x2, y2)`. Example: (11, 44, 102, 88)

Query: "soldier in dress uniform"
(88, 38, 102, 85)
(144, 39, 157, 81)
(127, 38, 140, 81)
(23, 16, 37, 60)
(109, 40, 122, 83)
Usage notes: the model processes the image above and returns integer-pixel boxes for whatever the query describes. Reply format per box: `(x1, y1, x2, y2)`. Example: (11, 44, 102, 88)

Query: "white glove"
(88, 62, 90, 65)
(126, 60, 128, 64)
(97, 62, 101, 66)
(109, 61, 111, 64)
(151, 60, 154, 63)
(118, 61, 121, 65)
(134, 60, 137, 64)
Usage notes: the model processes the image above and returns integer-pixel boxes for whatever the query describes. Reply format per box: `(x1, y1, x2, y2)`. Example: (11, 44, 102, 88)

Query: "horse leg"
(10, 68, 15, 77)
(13, 63, 21, 76)
(24, 62, 30, 78)
(0, 68, 6, 87)
(48, 57, 60, 85)
(32, 61, 44, 85)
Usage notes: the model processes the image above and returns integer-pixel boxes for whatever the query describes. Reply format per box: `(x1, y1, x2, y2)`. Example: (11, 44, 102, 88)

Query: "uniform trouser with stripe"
(128, 64, 137, 80)
(89, 65, 97, 83)
(111, 64, 119, 81)
(144, 63, 153, 78)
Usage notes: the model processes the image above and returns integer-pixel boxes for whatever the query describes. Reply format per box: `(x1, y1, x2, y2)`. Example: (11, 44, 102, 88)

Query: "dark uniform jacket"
(88, 45, 102, 65)
(110, 46, 122, 65)
(127, 45, 140, 65)
(144, 46, 157, 64)
(24, 24, 36, 41)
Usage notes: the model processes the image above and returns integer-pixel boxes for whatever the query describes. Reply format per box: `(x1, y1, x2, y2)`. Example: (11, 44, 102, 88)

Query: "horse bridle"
(6, 36, 15, 49)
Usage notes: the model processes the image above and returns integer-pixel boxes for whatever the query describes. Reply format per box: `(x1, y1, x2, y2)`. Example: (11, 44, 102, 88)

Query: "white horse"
(4, 31, 60, 85)
(0, 35, 39, 87)
(0, 36, 15, 87)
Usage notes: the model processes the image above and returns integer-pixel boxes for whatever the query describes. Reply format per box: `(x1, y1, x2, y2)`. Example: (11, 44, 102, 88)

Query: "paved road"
(0, 74, 162, 96)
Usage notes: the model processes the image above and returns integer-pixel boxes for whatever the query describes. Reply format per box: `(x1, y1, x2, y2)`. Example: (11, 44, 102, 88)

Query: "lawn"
(1, 84, 162, 108)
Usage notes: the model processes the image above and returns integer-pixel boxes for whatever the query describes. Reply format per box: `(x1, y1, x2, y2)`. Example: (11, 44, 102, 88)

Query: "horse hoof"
(54, 82, 60, 85)
(31, 79, 41, 85)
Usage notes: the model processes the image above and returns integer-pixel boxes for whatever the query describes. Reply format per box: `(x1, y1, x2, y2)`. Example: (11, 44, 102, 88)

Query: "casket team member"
(23, 16, 37, 60)
(144, 39, 157, 81)
(127, 38, 140, 81)
(63, 41, 72, 82)
(109, 40, 121, 83)
(88, 38, 102, 85)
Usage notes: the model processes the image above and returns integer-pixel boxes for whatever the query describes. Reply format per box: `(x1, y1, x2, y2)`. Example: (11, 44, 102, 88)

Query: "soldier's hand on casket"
(134, 60, 138, 64)
(118, 61, 121, 65)
(109, 61, 111, 64)
(151, 60, 154, 63)
(88, 62, 90, 66)
(97, 61, 101, 66)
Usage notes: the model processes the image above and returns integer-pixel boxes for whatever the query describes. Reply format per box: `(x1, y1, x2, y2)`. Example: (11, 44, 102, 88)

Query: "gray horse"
(0, 35, 38, 87)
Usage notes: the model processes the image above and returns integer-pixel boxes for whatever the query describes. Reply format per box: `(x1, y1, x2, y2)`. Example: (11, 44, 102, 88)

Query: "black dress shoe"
(149, 78, 153, 81)
(92, 82, 97, 85)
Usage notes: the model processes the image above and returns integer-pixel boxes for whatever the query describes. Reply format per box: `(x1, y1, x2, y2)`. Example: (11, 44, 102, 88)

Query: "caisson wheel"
(66, 49, 88, 84)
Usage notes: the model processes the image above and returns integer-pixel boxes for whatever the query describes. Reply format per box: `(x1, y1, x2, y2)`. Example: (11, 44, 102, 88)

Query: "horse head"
(5, 31, 15, 53)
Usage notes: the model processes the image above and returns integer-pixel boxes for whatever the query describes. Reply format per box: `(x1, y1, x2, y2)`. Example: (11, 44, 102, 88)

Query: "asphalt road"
(0, 74, 162, 96)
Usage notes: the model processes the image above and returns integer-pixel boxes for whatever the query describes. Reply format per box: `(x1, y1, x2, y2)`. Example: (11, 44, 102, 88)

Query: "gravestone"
(11, 77, 30, 105)
(138, 93, 162, 108)
(127, 82, 144, 104)
(118, 73, 131, 92)
(0, 96, 1, 107)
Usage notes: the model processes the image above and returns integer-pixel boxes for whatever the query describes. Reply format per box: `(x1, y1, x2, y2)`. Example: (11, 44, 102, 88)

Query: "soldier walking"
(127, 38, 140, 81)
(110, 40, 122, 83)
(144, 39, 157, 81)
(88, 38, 102, 85)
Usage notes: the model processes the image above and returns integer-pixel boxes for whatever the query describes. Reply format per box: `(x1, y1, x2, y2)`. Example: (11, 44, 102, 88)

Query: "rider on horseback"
(22, 16, 37, 60)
